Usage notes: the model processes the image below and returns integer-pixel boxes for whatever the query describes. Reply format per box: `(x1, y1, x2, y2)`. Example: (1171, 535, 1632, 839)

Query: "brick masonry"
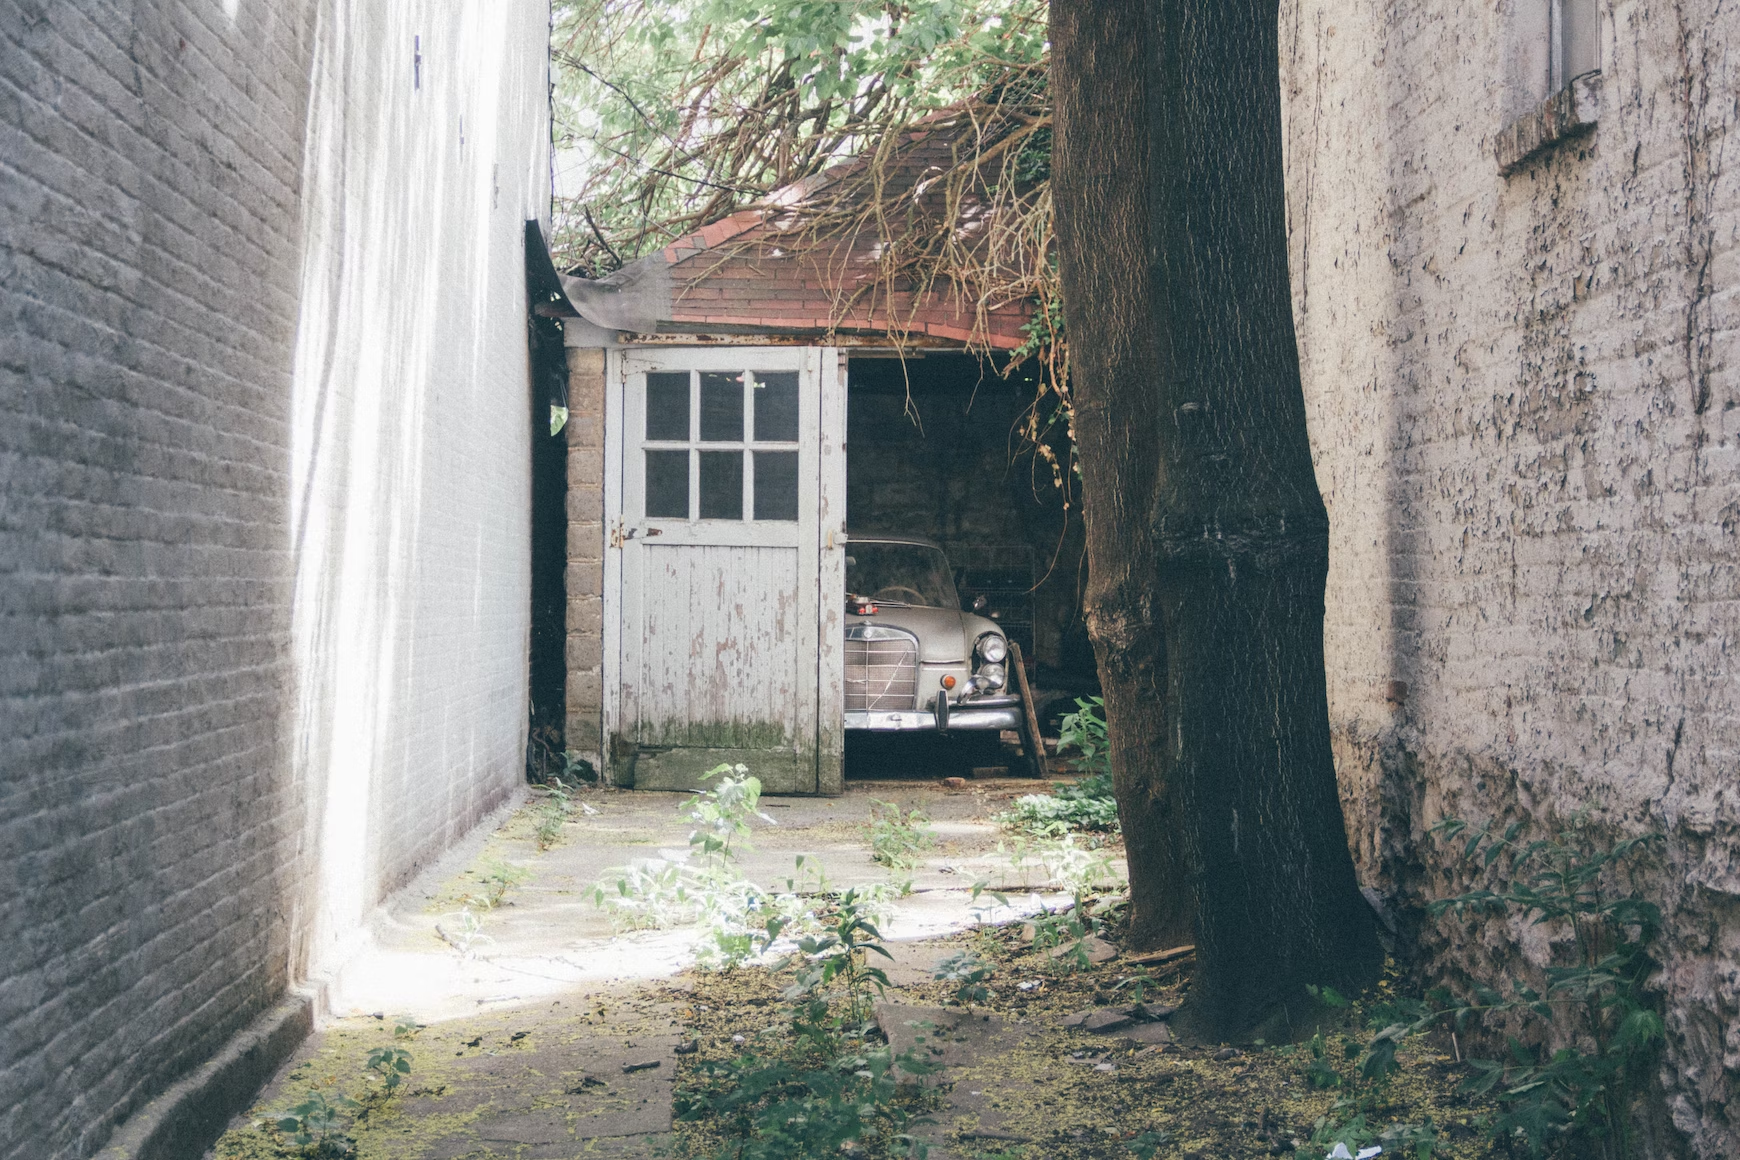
(564, 343, 607, 766)
(0, 2, 550, 1156)
(1285, 1, 1739, 1153)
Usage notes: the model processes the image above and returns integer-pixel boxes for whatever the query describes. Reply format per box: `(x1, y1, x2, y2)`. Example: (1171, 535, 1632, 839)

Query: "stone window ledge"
(1496, 72, 1602, 175)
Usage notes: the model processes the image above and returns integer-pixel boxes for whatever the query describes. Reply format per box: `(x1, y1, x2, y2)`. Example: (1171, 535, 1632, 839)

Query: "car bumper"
(845, 696, 1022, 733)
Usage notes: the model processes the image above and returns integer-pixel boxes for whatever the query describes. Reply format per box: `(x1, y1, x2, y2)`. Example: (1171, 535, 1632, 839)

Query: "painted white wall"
(287, 0, 552, 982)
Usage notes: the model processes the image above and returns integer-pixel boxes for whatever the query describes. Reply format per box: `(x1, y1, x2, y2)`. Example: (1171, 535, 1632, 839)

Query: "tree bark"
(1051, 0, 1381, 1041)
(1049, 0, 1192, 953)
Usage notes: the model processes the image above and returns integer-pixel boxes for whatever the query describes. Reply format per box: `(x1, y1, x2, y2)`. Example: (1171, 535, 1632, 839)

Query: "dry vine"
(550, 0, 1076, 495)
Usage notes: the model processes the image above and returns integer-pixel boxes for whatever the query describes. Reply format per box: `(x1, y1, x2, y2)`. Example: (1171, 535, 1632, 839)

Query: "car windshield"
(845, 542, 959, 608)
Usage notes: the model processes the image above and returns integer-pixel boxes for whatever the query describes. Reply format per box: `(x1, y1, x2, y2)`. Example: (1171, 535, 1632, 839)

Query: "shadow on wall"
(285, 0, 548, 983)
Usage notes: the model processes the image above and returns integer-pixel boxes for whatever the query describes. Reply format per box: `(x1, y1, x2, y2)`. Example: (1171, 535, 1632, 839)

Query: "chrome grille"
(844, 625, 919, 711)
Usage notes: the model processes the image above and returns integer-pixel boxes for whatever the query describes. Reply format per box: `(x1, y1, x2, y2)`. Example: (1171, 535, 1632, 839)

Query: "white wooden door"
(603, 347, 845, 793)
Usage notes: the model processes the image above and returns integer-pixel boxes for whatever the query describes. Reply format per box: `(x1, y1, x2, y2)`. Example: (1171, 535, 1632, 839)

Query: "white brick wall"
(0, 1, 550, 1155)
(285, 0, 550, 983)
(1285, 1, 1740, 1153)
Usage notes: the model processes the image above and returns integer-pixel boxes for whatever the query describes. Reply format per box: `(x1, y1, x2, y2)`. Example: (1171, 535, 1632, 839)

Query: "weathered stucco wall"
(1284, 1, 1739, 1153)
(0, 2, 549, 1155)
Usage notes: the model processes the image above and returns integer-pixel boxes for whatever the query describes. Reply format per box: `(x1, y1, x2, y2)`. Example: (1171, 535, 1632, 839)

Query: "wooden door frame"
(602, 345, 844, 792)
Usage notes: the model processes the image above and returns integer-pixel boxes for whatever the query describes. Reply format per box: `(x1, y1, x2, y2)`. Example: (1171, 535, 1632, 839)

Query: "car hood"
(845, 606, 1003, 665)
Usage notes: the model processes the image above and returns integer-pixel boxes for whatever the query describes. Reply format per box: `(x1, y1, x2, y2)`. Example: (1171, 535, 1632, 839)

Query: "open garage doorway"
(843, 351, 1095, 781)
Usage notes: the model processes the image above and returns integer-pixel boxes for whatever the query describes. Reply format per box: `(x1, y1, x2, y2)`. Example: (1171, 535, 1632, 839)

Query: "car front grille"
(844, 625, 920, 711)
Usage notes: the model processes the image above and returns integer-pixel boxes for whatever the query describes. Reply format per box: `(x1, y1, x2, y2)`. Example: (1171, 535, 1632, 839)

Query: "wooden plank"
(1008, 642, 1046, 779)
(814, 348, 846, 794)
(1126, 944, 1197, 967)
(601, 350, 626, 786)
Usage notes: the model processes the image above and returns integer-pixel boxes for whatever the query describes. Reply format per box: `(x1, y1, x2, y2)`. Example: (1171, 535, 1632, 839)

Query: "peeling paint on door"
(604, 347, 845, 794)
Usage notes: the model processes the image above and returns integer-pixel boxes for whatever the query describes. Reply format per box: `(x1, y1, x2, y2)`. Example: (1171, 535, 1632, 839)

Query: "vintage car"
(843, 534, 1024, 734)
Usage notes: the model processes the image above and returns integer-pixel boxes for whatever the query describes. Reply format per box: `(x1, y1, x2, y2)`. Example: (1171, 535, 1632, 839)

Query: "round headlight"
(976, 633, 1008, 664)
(976, 662, 1006, 689)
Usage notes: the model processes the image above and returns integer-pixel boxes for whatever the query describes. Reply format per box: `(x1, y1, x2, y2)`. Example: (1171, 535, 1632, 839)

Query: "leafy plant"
(592, 765, 840, 968)
(1320, 814, 1665, 1160)
(1423, 815, 1665, 1159)
(1127, 1130, 1172, 1159)
(779, 889, 895, 1028)
(364, 1046, 413, 1094)
(867, 799, 935, 876)
(678, 888, 938, 1160)
(438, 906, 494, 958)
(997, 700, 1120, 836)
(687, 763, 775, 867)
(1056, 696, 1111, 776)
(677, 1044, 932, 1160)
(273, 1091, 358, 1156)
(466, 859, 531, 909)
(933, 951, 995, 1006)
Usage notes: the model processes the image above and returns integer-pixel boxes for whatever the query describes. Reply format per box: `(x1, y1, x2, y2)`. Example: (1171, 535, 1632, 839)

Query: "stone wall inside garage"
(846, 353, 1091, 681)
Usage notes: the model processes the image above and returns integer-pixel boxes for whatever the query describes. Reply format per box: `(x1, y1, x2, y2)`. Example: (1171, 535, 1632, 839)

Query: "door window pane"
(646, 372, 691, 441)
(644, 450, 689, 517)
(752, 371, 800, 442)
(698, 451, 743, 519)
(753, 451, 799, 521)
(699, 372, 745, 442)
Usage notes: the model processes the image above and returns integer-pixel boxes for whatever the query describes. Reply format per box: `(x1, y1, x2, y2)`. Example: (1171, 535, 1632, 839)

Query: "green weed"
(867, 799, 935, 877)
(676, 891, 937, 1159)
(363, 1046, 412, 1094)
(996, 698, 1120, 837)
(932, 951, 995, 1006)
(1318, 813, 1665, 1159)
(271, 1091, 358, 1156)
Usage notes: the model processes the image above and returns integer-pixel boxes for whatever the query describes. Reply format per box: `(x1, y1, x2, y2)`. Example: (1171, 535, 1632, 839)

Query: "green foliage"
(363, 1046, 413, 1094)
(677, 1045, 931, 1160)
(1126, 1130, 1172, 1159)
(932, 951, 995, 1006)
(867, 799, 935, 876)
(999, 699, 1119, 837)
(1422, 815, 1665, 1159)
(1316, 814, 1665, 1160)
(465, 860, 531, 910)
(439, 906, 494, 958)
(272, 1092, 358, 1156)
(592, 764, 833, 968)
(778, 889, 895, 1028)
(1056, 696, 1110, 777)
(677, 890, 937, 1160)
(687, 763, 775, 866)
(551, 0, 1047, 272)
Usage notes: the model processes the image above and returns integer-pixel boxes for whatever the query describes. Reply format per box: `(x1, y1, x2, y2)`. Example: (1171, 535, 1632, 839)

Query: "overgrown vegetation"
(676, 889, 939, 1159)
(866, 798, 936, 879)
(1315, 814, 1666, 1160)
(256, 1022, 422, 1157)
(998, 698, 1119, 837)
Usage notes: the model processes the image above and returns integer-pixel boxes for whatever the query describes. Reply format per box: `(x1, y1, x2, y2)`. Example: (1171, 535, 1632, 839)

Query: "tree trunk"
(1049, 0, 1192, 953)
(1051, 0, 1382, 1041)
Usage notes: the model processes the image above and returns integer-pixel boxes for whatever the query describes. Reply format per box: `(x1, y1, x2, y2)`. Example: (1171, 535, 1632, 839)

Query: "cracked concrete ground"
(211, 768, 1114, 1159)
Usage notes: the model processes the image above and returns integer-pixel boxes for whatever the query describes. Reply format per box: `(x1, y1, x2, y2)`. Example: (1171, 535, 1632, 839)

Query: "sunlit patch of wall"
(285, 0, 552, 983)
(0, 1, 550, 1156)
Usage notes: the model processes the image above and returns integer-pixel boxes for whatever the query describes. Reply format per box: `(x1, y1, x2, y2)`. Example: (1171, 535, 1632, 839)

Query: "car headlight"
(976, 662, 1006, 689)
(975, 633, 1008, 664)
